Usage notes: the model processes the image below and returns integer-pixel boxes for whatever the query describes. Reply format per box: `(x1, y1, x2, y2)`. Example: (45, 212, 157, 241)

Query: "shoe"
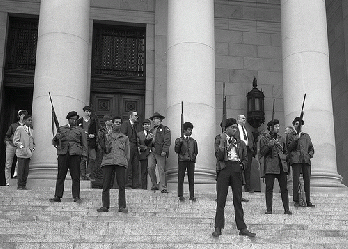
(239, 228, 256, 237)
(179, 196, 185, 202)
(13, 172, 17, 178)
(241, 198, 249, 202)
(294, 202, 300, 207)
(249, 189, 255, 194)
(118, 207, 128, 213)
(49, 197, 61, 202)
(212, 227, 222, 237)
(21, 186, 28, 190)
(17, 186, 22, 190)
(151, 186, 159, 191)
(73, 197, 82, 204)
(6, 183, 9, 186)
(306, 202, 315, 207)
(189, 197, 197, 202)
(97, 207, 109, 212)
(284, 210, 292, 215)
(161, 189, 168, 193)
(265, 210, 272, 214)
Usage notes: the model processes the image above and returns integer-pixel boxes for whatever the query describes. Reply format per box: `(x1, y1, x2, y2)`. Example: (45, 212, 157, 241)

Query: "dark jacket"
(215, 133, 247, 173)
(5, 122, 23, 146)
(121, 120, 139, 145)
(137, 130, 151, 161)
(286, 132, 314, 166)
(52, 125, 88, 156)
(259, 132, 288, 175)
(145, 124, 171, 156)
(77, 115, 99, 149)
(174, 137, 198, 162)
(99, 131, 130, 168)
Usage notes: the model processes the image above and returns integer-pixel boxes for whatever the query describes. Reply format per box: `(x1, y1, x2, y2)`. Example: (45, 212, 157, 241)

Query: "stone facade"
(0, 0, 347, 187)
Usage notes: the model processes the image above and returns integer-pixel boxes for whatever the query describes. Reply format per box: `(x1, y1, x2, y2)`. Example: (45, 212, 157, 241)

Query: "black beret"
(142, 119, 151, 125)
(183, 122, 194, 130)
(66, 111, 79, 119)
(292, 117, 304, 126)
(103, 115, 112, 122)
(267, 119, 279, 130)
(221, 118, 237, 129)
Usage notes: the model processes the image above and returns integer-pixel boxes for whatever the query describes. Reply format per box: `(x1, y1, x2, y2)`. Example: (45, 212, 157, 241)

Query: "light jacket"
(145, 124, 171, 156)
(174, 137, 198, 162)
(13, 125, 35, 158)
(100, 131, 130, 168)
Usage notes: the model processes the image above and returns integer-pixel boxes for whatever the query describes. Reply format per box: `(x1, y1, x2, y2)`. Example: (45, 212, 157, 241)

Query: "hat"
(18, 110, 28, 116)
(267, 119, 280, 130)
(292, 117, 304, 126)
(103, 115, 112, 122)
(66, 111, 79, 119)
(150, 112, 165, 120)
(83, 106, 92, 111)
(221, 118, 237, 129)
(142, 119, 151, 125)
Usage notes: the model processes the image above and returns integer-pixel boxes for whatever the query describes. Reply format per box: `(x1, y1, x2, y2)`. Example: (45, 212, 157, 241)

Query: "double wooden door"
(91, 93, 145, 126)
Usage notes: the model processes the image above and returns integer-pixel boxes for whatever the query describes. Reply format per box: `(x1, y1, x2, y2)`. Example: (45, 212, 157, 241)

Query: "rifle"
(49, 92, 60, 136)
(181, 101, 184, 138)
(270, 99, 276, 139)
(296, 94, 307, 134)
(222, 82, 227, 133)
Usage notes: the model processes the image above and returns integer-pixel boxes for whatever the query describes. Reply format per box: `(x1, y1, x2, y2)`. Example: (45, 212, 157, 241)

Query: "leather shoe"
(306, 202, 315, 207)
(179, 196, 185, 202)
(284, 210, 292, 215)
(49, 197, 61, 202)
(265, 210, 272, 214)
(294, 202, 300, 207)
(97, 207, 109, 212)
(151, 186, 159, 191)
(189, 197, 197, 202)
(161, 189, 168, 193)
(241, 198, 249, 202)
(118, 207, 128, 213)
(239, 228, 256, 237)
(212, 227, 222, 237)
(73, 197, 82, 204)
(249, 189, 255, 194)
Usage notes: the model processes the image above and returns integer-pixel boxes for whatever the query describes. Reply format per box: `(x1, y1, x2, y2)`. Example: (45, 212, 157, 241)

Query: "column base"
(29, 163, 57, 180)
(310, 172, 347, 192)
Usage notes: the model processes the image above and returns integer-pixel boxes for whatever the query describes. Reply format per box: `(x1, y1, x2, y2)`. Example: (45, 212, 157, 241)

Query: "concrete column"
(167, 0, 216, 187)
(31, 0, 91, 179)
(281, 0, 345, 189)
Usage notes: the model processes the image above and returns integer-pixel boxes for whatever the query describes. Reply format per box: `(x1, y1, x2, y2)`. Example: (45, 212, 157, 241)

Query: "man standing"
(77, 106, 99, 180)
(287, 117, 315, 208)
(49, 111, 87, 203)
(237, 114, 255, 193)
(145, 112, 171, 193)
(97, 116, 130, 213)
(4, 110, 28, 185)
(212, 118, 255, 238)
(13, 114, 34, 190)
(121, 111, 140, 189)
(259, 119, 292, 215)
(137, 119, 151, 190)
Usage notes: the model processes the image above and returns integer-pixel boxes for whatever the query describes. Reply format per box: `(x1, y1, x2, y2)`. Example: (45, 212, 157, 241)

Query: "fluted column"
(31, 0, 91, 178)
(281, 0, 345, 189)
(166, 0, 216, 185)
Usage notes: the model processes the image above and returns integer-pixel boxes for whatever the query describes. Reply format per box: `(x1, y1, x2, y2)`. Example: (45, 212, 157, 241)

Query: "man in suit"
(121, 111, 140, 189)
(145, 112, 171, 193)
(212, 118, 255, 238)
(49, 111, 87, 203)
(137, 119, 151, 190)
(237, 114, 255, 193)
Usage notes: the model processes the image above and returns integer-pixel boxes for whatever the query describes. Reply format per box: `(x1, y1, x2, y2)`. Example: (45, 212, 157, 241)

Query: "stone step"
(0, 184, 348, 248)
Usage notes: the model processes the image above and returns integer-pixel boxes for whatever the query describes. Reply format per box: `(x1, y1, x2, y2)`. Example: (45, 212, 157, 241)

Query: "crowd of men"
(4, 106, 315, 238)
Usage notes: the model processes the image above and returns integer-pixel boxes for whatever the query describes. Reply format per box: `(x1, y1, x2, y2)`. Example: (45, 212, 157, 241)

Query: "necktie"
(242, 126, 247, 140)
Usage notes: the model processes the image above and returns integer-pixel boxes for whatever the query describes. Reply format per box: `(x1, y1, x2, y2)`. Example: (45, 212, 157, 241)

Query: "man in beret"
(259, 119, 292, 215)
(137, 119, 152, 189)
(212, 118, 255, 238)
(145, 112, 171, 193)
(121, 111, 140, 189)
(287, 117, 315, 207)
(49, 111, 87, 203)
(77, 106, 99, 180)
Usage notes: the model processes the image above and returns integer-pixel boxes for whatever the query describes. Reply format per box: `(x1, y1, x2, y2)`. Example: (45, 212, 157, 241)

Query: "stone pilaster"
(30, 0, 91, 178)
(166, 0, 216, 186)
(281, 0, 345, 190)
